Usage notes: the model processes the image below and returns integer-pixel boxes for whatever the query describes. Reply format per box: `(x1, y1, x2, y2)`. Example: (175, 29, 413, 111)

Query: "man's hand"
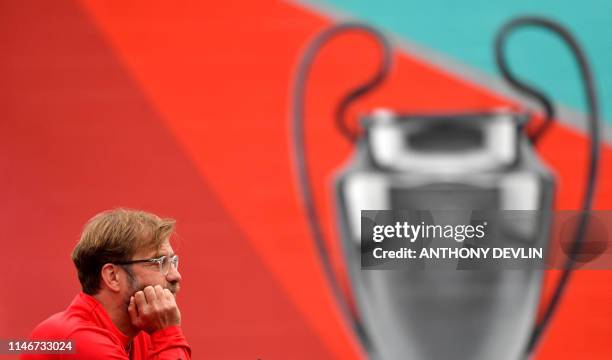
(128, 285, 181, 334)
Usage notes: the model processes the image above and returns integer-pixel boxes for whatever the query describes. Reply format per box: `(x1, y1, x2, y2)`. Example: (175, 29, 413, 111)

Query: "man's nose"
(166, 263, 182, 282)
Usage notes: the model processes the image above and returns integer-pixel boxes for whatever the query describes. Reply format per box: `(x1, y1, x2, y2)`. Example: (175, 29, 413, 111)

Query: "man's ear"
(100, 264, 122, 292)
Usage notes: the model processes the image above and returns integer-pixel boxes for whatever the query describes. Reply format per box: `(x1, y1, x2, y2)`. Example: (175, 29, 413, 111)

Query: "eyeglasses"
(115, 254, 179, 275)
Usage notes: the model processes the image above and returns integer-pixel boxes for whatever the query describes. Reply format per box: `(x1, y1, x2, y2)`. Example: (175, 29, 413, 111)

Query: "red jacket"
(21, 292, 191, 359)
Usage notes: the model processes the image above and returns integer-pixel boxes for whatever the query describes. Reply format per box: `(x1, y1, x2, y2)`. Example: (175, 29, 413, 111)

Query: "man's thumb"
(128, 296, 139, 325)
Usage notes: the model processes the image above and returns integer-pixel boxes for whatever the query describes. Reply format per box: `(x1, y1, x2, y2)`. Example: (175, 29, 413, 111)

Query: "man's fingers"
(154, 285, 164, 300)
(163, 288, 174, 301)
(134, 290, 147, 306)
(130, 287, 181, 333)
(143, 286, 157, 303)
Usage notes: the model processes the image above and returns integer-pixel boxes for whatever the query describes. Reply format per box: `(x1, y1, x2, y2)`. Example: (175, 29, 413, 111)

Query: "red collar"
(69, 292, 132, 349)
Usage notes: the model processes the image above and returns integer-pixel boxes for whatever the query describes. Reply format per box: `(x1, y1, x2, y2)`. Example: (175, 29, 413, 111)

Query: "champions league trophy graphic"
(290, 17, 601, 360)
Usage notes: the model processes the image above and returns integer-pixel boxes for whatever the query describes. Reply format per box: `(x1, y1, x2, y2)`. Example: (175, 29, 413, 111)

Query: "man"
(21, 209, 191, 359)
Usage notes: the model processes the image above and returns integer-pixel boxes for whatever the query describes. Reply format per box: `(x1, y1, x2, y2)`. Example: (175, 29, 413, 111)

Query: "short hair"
(72, 208, 176, 294)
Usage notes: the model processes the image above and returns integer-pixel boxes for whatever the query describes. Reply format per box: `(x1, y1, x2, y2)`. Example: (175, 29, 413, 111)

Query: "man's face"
(121, 239, 182, 303)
